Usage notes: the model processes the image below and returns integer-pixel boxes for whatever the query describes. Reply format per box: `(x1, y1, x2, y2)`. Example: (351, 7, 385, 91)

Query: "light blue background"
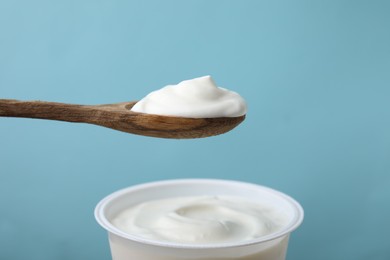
(1, 0, 390, 259)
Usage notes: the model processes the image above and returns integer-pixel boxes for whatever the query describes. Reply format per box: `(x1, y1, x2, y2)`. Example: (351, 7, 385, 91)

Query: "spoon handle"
(0, 99, 96, 123)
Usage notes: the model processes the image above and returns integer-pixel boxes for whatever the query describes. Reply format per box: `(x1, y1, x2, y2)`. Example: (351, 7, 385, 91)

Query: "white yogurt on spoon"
(131, 76, 247, 118)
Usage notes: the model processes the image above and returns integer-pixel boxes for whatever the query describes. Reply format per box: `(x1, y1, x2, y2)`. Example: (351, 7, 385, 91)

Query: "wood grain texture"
(0, 99, 245, 139)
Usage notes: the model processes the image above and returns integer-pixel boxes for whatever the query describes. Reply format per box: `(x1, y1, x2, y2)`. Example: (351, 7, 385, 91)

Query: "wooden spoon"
(0, 99, 245, 139)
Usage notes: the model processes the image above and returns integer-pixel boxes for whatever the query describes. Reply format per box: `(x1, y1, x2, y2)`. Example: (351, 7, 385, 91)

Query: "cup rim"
(95, 179, 304, 249)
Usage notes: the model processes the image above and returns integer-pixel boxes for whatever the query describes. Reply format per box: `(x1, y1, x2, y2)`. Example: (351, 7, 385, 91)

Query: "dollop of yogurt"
(131, 76, 247, 118)
(111, 196, 288, 245)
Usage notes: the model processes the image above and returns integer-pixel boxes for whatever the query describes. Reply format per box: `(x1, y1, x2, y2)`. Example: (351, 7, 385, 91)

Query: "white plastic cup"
(95, 179, 304, 260)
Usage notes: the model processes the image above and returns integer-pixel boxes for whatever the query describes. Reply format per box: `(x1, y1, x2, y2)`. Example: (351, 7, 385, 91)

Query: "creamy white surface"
(131, 76, 247, 118)
(111, 196, 288, 245)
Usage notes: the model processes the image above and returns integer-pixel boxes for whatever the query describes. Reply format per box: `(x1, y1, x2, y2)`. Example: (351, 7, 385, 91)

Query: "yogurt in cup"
(95, 179, 304, 260)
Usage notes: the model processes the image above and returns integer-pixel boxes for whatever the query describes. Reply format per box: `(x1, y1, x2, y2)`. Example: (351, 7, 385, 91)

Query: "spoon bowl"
(0, 99, 245, 139)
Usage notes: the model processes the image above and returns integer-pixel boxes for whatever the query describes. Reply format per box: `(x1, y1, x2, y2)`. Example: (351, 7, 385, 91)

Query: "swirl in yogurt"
(111, 196, 288, 245)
